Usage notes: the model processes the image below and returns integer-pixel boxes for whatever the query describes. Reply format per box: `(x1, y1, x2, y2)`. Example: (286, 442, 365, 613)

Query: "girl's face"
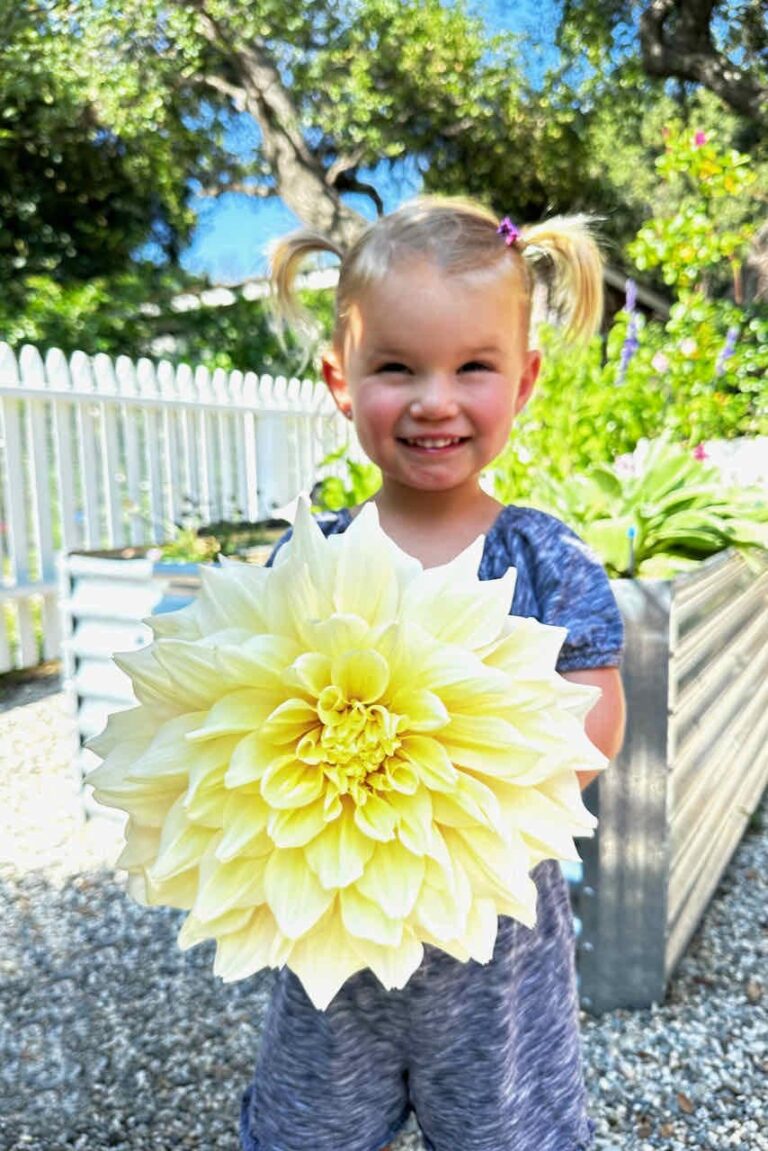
(322, 258, 540, 502)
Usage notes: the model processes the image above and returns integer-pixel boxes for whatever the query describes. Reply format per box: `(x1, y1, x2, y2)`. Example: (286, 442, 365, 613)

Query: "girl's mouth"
(398, 436, 468, 452)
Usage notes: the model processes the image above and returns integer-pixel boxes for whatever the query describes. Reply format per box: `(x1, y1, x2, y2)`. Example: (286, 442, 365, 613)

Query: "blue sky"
(180, 1, 561, 284)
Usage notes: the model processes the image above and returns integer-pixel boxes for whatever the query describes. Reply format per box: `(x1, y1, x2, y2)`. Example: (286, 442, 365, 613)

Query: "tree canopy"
(2, 0, 766, 366)
(557, 0, 768, 129)
(0, 1, 196, 285)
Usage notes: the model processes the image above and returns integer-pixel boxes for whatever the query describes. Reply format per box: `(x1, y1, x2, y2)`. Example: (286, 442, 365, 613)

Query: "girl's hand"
(560, 667, 626, 790)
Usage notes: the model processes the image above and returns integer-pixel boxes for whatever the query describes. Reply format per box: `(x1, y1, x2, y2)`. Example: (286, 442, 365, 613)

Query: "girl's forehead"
(352, 257, 525, 311)
(340, 260, 529, 352)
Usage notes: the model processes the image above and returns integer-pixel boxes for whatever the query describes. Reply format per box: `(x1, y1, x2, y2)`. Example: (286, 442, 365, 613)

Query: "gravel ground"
(1, 671, 766, 1151)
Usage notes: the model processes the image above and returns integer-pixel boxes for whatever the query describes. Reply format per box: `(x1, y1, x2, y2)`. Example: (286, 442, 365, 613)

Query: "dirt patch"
(0, 660, 63, 712)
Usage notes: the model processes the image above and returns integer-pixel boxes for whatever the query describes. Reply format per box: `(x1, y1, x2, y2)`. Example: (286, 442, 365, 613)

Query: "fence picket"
(0, 341, 353, 669)
(47, 349, 79, 553)
(116, 357, 144, 545)
(94, 356, 125, 547)
(70, 353, 102, 550)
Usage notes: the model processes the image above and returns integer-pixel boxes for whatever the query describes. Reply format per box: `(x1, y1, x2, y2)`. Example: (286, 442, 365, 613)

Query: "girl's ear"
(322, 354, 353, 419)
(514, 349, 541, 415)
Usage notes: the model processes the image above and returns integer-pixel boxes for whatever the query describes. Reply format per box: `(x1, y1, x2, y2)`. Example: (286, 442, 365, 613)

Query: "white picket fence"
(0, 341, 355, 672)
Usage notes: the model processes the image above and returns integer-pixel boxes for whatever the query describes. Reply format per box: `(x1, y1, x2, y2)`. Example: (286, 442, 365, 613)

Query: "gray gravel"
(1, 677, 766, 1151)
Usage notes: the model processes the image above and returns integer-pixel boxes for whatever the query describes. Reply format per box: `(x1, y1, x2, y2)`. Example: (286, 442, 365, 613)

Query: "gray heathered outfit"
(240, 505, 624, 1151)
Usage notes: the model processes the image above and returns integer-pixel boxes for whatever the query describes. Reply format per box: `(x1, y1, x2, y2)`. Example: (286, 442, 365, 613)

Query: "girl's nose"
(409, 373, 459, 418)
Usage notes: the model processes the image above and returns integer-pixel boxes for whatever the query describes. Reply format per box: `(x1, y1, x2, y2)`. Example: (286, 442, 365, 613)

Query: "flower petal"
(388, 688, 448, 732)
(260, 756, 324, 810)
(351, 929, 424, 992)
(216, 634, 302, 687)
(212, 905, 282, 982)
(261, 698, 319, 745)
(340, 885, 403, 946)
(193, 856, 267, 921)
(282, 905, 366, 1009)
(411, 854, 471, 941)
(264, 848, 334, 938)
(152, 639, 230, 707)
(386, 787, 433, 856)
(353, 793, 397, 842)
(178, 906, 253, 950)
(126, 713, 208, 781)
(332, 648, 390, 704)
(149, 796, 217, 882)
(397, 736, 458, 791)
(461, 897, 499, 963)
(224, 730, 279, 788)
(304, 807, 375, 889)
(195, 563, 269, 634)
(356, 839, 425, 920)
(334, 506, 403, 625)
(216, 793, 271, 861)
(439, 715, 539, 776)
(187, 688, 279, 740)
(267, 796, 330, 848)
(282, 652, 332, 698)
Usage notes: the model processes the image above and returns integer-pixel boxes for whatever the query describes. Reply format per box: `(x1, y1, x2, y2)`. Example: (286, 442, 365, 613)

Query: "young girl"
(240, 196, 626, 1151)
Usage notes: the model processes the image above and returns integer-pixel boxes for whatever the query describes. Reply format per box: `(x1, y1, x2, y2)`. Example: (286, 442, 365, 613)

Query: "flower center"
(296, 685, 403, 803)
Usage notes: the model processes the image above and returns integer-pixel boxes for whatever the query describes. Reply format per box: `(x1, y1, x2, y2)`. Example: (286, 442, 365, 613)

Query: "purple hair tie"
(497, 217, 521, 246)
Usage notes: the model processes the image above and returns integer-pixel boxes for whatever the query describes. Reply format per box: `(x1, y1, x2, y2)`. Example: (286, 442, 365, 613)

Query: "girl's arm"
(560, 667, 626, 791)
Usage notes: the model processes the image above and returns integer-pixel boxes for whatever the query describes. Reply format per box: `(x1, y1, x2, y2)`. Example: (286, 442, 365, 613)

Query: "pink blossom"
(651, 352, 670, 373)
(692, 443, 708, 461)
(614, 453, 637, 478)
(693, 131, 707, 147)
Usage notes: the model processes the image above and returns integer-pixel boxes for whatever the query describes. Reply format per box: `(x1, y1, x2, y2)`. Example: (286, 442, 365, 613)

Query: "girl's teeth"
(407, 437, 460, 447)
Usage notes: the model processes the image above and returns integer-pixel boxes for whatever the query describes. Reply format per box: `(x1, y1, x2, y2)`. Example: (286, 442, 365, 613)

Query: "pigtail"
(518, 215, 604, 343)
(269, 230, 345, 347)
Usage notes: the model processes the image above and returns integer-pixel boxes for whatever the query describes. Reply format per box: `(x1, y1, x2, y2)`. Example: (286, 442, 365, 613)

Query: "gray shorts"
(239, 860, 594, 1151)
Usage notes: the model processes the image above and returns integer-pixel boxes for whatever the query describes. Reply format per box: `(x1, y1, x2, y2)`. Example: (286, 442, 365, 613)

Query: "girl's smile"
(322, 258, 540, 505)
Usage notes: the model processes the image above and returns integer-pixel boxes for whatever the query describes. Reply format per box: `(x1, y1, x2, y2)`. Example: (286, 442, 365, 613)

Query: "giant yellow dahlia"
(88, 501, 605, 1008)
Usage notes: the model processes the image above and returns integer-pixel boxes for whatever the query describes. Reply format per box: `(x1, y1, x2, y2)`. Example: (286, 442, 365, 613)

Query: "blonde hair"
(270, 195, 603, 350)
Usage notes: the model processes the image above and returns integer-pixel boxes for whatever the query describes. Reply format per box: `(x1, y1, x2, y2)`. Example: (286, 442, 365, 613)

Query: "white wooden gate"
(0, 341, 353, 672)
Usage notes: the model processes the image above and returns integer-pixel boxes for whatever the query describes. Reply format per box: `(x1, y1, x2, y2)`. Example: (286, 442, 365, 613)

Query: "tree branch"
(196, 182, 277, 199)
(325, 148, 367, 186)
(200, 73, 248, 111)
(639, 0, 768, 123)
(180, 0, 367, 245)
(331, 171, 385, 215)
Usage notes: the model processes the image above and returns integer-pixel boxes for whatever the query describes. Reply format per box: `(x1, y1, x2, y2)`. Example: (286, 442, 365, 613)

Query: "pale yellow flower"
(88, 501, 604, 1008)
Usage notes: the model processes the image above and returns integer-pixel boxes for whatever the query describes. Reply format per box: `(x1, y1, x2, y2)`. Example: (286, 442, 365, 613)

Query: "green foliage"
(629, 127, 758, 294)
(0, 1, 193, 283)
(522, 438, 768, 579)
(491, 127, 767, 504)
(312, 447, 381, 511)
(0, 263, 332, 375)
(155, 500, 289, 563)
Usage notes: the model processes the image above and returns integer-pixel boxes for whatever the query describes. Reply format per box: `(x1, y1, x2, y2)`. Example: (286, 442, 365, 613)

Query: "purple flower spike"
(715, 326, 740, 376)
(497, 217, 521, 246)
(618, 312, 639, 384)
(625, 278, 637, 313)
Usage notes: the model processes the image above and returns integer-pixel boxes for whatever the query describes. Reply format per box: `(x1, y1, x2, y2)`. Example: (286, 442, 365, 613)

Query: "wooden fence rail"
(0, 341, 354, 672)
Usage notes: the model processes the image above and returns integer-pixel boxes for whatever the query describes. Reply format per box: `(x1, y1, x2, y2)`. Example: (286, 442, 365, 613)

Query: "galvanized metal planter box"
(60, 550, 205, 793)
(578, 550, 768, 1013)
(60, 547, 768, 1012)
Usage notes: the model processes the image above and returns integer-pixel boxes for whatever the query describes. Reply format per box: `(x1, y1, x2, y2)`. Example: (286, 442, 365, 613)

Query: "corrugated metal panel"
(578, 577, 672, 1013)
(664, 549, 768, 978)
(579, 550, 768, 1014)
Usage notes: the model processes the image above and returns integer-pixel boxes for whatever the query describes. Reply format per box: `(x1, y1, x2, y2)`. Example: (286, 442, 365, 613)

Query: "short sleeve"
(532, 519, 624, 673)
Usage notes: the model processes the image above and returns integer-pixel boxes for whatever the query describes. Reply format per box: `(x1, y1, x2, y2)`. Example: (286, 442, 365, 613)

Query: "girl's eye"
(376, 362, 410, 374)
(459, 361, 493, 373)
